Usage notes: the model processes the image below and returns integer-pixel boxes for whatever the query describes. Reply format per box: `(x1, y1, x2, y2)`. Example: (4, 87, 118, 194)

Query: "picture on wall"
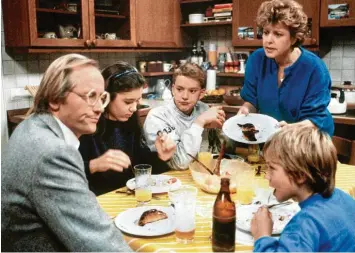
(328, 3, 350, 20)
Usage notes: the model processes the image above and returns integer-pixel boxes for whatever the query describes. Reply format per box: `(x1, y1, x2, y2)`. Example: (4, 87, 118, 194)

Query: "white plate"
(236, 203, 300, 235)
(222, 113, 279, 144)
(126, 175, 182, 194)
(114, 206, 175, 236)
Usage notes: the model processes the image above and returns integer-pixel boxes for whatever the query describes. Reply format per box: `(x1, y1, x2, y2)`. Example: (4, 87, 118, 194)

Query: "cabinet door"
(297, 0, 319, 46)
(3, 0, 90, 48)
(29, 0, 90, 47)
(232, 0, 265, 47)
(87, 0, 136, 48)
(232, 0, 319, 47)
(320, 0, 355, 27)
(135, 0, 182, 48)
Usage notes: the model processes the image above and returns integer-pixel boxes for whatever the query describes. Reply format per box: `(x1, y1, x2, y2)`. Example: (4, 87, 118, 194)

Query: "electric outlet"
(10, 88, 31, 101)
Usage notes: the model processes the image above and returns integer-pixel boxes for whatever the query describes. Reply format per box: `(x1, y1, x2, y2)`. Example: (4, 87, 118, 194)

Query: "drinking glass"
(235, 169, 256, 205)
(168, 185, 198, 244)
(134, 164, 152, 206)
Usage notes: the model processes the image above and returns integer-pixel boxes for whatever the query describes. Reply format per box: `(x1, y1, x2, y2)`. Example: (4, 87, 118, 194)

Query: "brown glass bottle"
(212, 178, 236, 252)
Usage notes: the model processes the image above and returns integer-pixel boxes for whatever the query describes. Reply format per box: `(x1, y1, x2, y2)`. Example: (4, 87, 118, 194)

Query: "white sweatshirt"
(143, 100, 209, 170)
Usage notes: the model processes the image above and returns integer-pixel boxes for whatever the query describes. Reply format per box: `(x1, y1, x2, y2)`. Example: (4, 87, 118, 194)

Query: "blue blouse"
(253, 188, 355, 252)
(240, 47, 334, 136)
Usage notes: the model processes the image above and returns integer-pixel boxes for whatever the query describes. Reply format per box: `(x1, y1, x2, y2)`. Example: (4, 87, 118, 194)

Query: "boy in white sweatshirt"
(143, 63, 225, 170)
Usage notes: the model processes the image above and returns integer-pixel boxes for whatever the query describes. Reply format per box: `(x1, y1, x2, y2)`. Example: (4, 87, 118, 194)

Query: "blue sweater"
(254, 188, 355, 252)
(241, 47, 334, 136)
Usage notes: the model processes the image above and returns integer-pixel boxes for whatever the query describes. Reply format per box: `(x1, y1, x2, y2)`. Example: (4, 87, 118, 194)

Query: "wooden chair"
(332, 136, 355, 165)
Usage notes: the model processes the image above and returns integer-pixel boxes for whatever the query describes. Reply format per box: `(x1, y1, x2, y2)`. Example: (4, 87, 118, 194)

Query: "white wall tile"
(331, 45, 343, 58)
(2, 75, 16, 89)
(330, 69, 341, 82)
(15, 74, 29, 88)
(3, 61, 14, 75)
(330, 57, 342, 70)
(342, 58, 355, 70)
(3, 89, 17, 110)
(322, 58, 330, 69)
(342, 70, 355, 82)
(14, 61, 28, 74)
(343, 45, 355, 57)
(28, 73, 41, 85)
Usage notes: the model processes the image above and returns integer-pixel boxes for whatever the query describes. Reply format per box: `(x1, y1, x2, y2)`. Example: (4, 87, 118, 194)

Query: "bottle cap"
(209, 44, 216, 51)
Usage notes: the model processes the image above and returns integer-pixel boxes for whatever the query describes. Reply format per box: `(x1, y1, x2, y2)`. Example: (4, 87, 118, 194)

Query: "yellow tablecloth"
(97, 163, 355, 252)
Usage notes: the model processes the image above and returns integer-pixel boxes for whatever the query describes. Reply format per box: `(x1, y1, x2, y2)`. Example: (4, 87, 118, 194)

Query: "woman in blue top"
(239, 0, 334, 136)
(79, 62, 176, 195)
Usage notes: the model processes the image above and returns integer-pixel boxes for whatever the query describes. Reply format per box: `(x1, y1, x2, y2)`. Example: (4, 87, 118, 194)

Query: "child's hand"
(155, 132, 176, 161)
(251, 206, 273, 240)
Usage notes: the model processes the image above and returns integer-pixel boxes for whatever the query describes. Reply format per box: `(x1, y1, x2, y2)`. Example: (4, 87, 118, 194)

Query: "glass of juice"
(235, 169, 256, 205)
(168, 185, 198, 244)
(134, 164, 152, 206)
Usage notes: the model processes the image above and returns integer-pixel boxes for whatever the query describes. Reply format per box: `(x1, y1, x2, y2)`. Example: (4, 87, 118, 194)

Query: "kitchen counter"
(332, 110, 355, 126)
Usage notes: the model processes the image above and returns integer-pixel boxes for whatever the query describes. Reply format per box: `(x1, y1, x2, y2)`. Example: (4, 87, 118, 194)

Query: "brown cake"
(237, 123, 259, 141)
(138, 209, 168, 226)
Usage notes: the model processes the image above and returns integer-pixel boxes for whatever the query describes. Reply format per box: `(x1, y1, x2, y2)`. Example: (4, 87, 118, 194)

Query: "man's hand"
(251, 206, 273, 240)
(155, 132, 176, 161)
(194, 106, 226, 128)
(89, 149, 131, 174)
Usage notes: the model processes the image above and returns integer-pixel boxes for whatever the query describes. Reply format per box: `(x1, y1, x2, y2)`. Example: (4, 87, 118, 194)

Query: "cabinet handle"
(85, 40, 92, 48)
(138, 41, 142, 47)
(92, 39, 97, 47)
(311, 38, 317, 45)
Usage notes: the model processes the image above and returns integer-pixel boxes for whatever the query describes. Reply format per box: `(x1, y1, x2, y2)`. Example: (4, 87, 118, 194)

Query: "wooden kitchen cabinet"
(232, 0, 320, 47)
(135, 0, 183, 48)
(320, 0, 355, 27)
(3, 0, 136, 49)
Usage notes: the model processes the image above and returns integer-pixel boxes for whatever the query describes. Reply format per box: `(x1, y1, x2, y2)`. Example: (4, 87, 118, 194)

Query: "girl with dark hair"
(79, 61, 176, 196)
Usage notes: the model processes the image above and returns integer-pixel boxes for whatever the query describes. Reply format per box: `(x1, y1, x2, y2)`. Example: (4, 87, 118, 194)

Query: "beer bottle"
(212, 177, 236, 252)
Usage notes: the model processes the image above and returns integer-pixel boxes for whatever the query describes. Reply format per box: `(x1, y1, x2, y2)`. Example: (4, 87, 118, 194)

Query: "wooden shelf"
(180, 0, 214, 3)
(141, 72, 174, 77)
(181, 21, 232, 27)
(217, 73, 244, 77)
(94, 13, 126, 19)
(36, 8, 79, 15)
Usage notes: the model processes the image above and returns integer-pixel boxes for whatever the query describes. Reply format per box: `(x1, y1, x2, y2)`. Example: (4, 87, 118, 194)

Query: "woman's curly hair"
(256, 0, 308, 48)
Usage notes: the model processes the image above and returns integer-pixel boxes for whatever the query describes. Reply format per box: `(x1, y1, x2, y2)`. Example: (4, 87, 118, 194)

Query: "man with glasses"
(1, 54, 132, 252)
(143, 63, 226, 170)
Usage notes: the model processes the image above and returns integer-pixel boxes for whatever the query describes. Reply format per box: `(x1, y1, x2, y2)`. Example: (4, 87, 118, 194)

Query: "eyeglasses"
(70, 89, 110, 109)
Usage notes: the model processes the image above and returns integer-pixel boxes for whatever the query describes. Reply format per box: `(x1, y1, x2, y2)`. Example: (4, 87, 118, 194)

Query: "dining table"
(97, 162, 355, 253)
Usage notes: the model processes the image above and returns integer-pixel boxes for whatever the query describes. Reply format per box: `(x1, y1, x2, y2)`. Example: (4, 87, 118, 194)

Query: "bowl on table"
(189, 158, 253, 194)
(223, 88, 244, 106)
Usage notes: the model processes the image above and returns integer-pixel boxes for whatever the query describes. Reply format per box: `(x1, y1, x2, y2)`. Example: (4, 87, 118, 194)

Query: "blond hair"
(173, 63, 206, 89)
(263, 125, 337, 198)
(256, 0, 308, 47)
(34, 54, 98, 113)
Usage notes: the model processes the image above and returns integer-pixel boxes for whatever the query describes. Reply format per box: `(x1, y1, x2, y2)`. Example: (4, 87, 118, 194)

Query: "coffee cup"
(163, 63, 172, 72)
(105, 33, 117, 40)
(43, 32, 57, 39)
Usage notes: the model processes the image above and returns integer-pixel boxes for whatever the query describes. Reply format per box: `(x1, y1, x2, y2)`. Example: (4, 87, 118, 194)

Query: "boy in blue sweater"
(251, 125, 355, 252)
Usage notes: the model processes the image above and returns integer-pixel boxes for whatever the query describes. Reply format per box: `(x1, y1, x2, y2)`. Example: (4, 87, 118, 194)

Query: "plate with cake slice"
(114, 206, 175, 236)
(222, 113, 279, 144)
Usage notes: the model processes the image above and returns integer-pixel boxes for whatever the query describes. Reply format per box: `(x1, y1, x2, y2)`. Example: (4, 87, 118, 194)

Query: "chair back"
(332, 136, 355, 165)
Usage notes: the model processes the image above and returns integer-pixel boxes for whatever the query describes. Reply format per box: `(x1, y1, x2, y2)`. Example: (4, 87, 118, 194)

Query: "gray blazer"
(1, 113, 132, 252)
